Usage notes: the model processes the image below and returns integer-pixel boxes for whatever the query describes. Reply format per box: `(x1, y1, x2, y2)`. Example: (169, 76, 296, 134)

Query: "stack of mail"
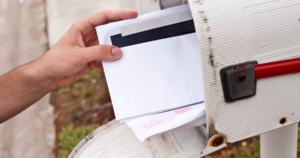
(96, 4, 206, 142)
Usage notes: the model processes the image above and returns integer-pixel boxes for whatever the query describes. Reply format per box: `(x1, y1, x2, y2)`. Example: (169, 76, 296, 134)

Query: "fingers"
(84, 10, 138, 27)
(74, 45, 122, 66)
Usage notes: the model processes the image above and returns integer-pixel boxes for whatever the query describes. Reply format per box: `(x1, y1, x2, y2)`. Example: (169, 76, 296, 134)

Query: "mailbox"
(69, 0, 300, 158)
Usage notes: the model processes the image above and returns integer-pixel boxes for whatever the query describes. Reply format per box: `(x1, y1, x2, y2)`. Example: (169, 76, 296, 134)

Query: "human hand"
(33, 10, 138, 89)
(0, 10, 139, 123)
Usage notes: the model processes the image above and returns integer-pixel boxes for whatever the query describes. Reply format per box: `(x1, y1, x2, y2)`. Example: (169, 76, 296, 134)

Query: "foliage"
(58, 124, 98, 158)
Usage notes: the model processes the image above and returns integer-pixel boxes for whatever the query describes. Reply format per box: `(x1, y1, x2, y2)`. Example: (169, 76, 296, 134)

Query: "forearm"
(0, 61, 57, 123)
(0, 10, 136, 123)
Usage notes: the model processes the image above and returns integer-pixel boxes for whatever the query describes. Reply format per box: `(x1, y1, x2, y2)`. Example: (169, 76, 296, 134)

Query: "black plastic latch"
(220, 61, 258, 103)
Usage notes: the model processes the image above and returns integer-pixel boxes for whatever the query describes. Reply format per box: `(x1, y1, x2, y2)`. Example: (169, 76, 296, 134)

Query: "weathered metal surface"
(146, 133, 178, 158)
(188, 0, 300, 143)
(69, 120, 224, 158)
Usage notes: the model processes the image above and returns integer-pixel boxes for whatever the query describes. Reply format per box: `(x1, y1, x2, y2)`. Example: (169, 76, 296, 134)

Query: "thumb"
(75, 45, 123, 64)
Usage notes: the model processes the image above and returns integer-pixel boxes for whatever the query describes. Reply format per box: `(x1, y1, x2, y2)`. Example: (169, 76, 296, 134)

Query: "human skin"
(0, 10, 138, 123)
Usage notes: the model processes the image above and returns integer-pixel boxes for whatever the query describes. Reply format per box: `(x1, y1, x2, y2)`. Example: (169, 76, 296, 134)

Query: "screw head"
(209, 134, 226, 147)
(238, 72, 247, 82)
(280, 118, 287, 124)
(212, 137, 224, 147)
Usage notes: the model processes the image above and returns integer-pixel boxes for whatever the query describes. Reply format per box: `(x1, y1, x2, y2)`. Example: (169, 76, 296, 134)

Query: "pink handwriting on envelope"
(173, 107, 193, 115)
(142, 113, 175, 131)
(142, 107, 193, 131)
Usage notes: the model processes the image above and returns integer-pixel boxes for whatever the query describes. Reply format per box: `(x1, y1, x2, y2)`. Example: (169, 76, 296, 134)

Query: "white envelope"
(96, 5, 204, 120)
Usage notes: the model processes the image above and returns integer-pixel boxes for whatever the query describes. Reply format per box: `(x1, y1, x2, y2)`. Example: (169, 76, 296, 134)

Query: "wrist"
(22, 60, 58, 92)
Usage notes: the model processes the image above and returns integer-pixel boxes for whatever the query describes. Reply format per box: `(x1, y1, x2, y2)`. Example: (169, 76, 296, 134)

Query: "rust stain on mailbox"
(209, 134, 226, 147)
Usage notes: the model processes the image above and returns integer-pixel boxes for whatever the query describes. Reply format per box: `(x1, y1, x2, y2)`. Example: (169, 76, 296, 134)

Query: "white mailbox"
(69, 0, 300, 158)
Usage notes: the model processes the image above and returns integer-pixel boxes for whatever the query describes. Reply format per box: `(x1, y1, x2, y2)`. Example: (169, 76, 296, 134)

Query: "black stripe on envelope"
(110, 20, 195, 48)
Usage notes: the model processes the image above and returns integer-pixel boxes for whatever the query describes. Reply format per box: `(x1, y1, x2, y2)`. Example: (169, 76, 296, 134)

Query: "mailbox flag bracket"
(220, 61, 258, 102)
(221, 57, 300, 102)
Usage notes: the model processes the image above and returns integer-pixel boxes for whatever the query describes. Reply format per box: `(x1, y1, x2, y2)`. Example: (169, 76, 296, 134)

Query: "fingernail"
(112, 47, 122, 56)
